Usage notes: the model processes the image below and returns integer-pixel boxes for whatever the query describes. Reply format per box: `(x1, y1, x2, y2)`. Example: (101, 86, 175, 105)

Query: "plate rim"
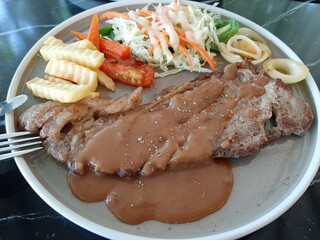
(5, 0, 320, 239)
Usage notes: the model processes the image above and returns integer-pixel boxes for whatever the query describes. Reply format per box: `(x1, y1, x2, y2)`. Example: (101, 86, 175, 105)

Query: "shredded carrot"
(87, 14, 100, 50)
(100, 12, 130, 21)
(100, 11, 144, 29)
(71, 31, 131, 59)
(136, 10, 152, 17)
(179, 35, 217, 72)
(149, 45, 154, 56)
(178, 43, 193, 70)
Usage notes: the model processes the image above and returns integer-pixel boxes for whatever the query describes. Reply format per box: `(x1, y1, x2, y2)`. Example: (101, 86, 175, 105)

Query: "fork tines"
(0, 132, 43, 160)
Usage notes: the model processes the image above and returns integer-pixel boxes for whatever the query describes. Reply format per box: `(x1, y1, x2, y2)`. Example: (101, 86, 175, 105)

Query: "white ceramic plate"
(6, 0, 320, 239)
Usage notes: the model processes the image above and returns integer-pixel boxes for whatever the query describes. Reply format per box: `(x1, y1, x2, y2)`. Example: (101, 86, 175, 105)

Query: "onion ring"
(262, 58, 309, 84)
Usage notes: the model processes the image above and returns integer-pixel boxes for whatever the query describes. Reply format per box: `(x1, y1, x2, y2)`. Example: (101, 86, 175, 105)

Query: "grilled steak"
(19, 61, 314, 176)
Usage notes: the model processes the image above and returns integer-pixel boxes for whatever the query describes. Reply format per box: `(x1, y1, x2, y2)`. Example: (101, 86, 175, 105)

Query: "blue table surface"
(0, 0, 319, 239)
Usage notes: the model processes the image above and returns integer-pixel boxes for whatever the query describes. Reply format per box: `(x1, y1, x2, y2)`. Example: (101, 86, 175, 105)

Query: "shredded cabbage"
(106, 2, 221, 77)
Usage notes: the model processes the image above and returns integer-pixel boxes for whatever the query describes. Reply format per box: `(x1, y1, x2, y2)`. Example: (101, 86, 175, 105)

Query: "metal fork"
(0, 132, 43, 160)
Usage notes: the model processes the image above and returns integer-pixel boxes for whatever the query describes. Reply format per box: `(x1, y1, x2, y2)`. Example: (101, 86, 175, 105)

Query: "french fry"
(29, 35, 116, 104)
(86, 91, 100, 99)
(44, 74, 74, 84)
(44, 75, 100, 98)
(40, 44, 104, 69)
(44, 36, 97, 50)
(69, 39, 97, 50)
(27, 77, 99, 103)
(45, 58, 98, 91)
(43, 36, 64, 46)
(96, 69, 116, 91)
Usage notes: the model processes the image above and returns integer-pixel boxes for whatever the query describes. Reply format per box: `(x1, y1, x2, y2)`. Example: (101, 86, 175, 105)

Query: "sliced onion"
(238, 27, 268, 45)
(227, 35, 262, 59)
(262, 58, 309, 84)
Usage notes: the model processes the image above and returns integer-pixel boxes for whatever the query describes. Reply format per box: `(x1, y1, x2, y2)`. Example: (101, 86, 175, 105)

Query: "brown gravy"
(77, 75, 267, 176)
(69, 68, 269, 224)
(68, 158, 233, 224)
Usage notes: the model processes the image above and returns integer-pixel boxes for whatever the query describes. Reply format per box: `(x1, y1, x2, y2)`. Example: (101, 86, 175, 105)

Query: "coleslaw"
(103, 1, 223, 77)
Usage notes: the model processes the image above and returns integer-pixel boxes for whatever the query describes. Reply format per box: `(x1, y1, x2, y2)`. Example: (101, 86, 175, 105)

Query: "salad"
(25, 0, 309, 103)
(99, 0, 307, 83)
(99, 0, 238, 76)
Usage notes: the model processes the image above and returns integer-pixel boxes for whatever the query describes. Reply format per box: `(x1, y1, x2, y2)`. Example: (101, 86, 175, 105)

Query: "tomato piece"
(100, 58, 154, 88)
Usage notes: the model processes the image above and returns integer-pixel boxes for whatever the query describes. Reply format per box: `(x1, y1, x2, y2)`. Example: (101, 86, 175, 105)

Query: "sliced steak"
(19, 61, 314, 176)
